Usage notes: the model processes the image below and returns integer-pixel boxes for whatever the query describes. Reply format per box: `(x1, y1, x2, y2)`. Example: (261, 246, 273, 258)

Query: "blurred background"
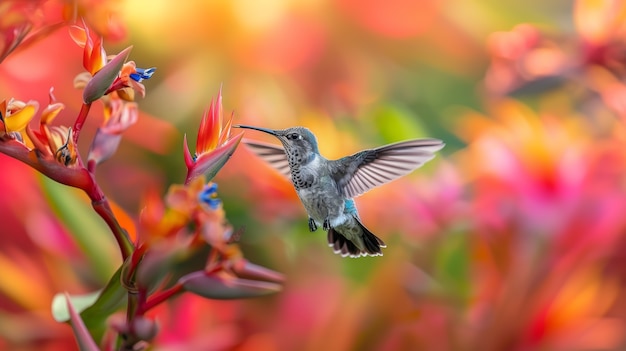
(4, 0, 626, 350)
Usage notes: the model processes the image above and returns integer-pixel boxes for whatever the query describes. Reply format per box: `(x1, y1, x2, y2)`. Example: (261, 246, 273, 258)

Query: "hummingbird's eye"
(288, 133, 299, 140)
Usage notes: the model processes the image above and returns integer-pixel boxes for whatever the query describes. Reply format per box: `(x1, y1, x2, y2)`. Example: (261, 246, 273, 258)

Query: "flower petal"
(130, 67, 156, 82)
(68, 25, 87, 48)
(88, 130, 122, 165)
(54, 128, 78, 166)
(101, 102, 138, 134)
(180, 271, 282, 300)
(185, 132, 243, 184)
(5, 101, 38, 132)
(89, 35, 107, 75)
(215, 88, 223, 146)
(229, 259, 286, 283)
(196, 103, 216, 154)
(64, 293, 100, 351)
(45, 125, 70, 151)
(183, 133, 195, 169)
(218, 112, 235, 145)
(73, 72, 92, 90)
(83, 46, 132, 103)
(198, 182, 220, 209)
(41, 102, 65, 125)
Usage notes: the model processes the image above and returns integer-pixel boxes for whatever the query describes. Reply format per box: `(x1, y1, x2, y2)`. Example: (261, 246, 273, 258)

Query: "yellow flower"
(0, 98, 38, 135)
(0, 98, 39, 150)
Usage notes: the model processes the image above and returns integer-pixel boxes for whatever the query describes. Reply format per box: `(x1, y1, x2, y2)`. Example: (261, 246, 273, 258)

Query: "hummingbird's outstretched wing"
(243, 139, 292, 179)
(331, 138, 444, 198)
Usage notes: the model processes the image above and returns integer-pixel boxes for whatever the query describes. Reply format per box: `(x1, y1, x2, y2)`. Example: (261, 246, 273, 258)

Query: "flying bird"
(235, 125, 444, 258)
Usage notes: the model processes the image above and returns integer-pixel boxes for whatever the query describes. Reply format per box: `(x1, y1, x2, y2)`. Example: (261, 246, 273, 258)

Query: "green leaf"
(40, 175, 119, 281)
(83, 46, 132, 103)
(80, 267, 126, 326)
(52, 291, 100, 323)
(52, 268, 126, 343)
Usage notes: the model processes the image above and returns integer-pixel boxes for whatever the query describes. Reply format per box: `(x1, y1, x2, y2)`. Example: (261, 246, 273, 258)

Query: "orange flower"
(112, 62, 156, 101)
(69, 21, 107, 76)
(70, 22, 154, 104)
(183, 89, 243, 184)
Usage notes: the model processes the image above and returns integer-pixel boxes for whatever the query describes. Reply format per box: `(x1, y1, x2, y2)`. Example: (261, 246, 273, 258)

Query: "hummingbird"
(234, 125, 444, 258)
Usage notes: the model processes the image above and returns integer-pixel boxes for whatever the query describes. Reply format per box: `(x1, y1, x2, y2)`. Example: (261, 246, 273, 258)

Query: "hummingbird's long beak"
(233, 124, 278, 136)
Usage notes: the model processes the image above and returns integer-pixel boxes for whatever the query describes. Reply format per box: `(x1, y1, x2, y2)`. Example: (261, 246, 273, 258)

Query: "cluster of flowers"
(0, 9, 283, 351)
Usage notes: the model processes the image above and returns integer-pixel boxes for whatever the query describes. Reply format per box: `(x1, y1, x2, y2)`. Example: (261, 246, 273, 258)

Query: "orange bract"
(69, 22, 107, 75)
(184, 89, 243, 184)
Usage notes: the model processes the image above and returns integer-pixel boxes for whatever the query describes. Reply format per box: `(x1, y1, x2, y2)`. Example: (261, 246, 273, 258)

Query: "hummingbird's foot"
(323, 218, 332, 231)
(308, 217, 318, 232)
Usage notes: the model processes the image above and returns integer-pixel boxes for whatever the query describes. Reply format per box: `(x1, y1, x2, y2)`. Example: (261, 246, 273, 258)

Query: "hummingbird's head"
(234, 125, 320, 155)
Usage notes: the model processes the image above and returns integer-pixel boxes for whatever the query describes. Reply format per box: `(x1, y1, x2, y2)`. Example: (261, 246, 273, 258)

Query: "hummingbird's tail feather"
(327, 220, 386, 258)
(328, 229, 359, 257)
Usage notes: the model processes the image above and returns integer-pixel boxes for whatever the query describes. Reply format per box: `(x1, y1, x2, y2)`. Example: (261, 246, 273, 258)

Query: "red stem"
(0, 140, 134, 260)
(92, 195, 134, 259)
(73, 102, 91, 145)
(138, 284, 185, 314)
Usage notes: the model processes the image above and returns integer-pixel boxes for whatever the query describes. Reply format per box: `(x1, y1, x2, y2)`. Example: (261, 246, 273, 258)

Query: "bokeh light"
(3, 0, 626, 350)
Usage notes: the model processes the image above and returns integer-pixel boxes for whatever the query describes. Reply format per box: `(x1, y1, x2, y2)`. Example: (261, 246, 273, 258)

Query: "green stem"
(127, 290, 140, 322)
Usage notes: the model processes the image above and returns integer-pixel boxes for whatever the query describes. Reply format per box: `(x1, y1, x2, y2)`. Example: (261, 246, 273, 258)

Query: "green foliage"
(52, 268, 126, 343)
(434, 233, 471, 303)
(40, 176, 119, 281)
